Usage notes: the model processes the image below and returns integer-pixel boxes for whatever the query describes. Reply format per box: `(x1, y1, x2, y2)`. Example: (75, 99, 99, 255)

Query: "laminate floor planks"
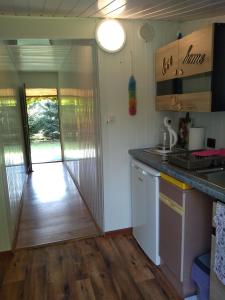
(0, 252, 14, 286)
(0, 235, 182, 300)
(16, 162, 99, 249)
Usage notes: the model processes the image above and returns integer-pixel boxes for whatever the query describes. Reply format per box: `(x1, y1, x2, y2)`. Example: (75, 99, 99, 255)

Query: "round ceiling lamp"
(95, 19, 126, 53)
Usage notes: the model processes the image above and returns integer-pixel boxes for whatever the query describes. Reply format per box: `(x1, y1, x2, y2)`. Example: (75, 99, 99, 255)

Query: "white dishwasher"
(131, 159, 160, 265)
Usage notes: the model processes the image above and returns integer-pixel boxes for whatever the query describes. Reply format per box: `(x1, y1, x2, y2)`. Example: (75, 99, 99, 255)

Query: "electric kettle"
(163, 117, 178, 151)
(158, 117, 178, 153)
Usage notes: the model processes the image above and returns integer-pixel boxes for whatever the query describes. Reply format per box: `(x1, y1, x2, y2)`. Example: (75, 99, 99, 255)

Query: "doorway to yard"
(26, 88, 62, 164)
(6, 39, 104, 248)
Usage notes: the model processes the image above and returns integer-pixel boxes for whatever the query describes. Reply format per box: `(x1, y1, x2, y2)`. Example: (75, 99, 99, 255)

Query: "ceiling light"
(95, 19, 126, 53)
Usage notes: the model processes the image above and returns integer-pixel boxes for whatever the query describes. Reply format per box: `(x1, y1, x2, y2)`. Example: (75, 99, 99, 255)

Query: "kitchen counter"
(129, 148, 225, 203)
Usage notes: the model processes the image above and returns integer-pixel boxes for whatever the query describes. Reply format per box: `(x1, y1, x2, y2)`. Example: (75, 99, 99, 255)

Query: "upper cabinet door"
(178, 25, 214, 78)
(155, 40, 179, 82)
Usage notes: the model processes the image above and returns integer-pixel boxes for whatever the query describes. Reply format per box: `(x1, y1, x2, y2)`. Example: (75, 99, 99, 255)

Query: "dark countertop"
(129, 148, 225, 203)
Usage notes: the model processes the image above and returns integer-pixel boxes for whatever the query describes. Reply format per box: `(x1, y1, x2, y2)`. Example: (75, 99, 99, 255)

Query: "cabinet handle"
(138, 177, 143, 182)
(171, 97, 179, 110)
(177, 103, 183, 111)
(171, 96, 177, 106)
(160, 193, 184, 215)
(142, 170, 148, 176)
(186, 105, 195, 111)
(174, 69, 178, 76)
(179, 69, 184, 75)
(173, 100, 182, 111)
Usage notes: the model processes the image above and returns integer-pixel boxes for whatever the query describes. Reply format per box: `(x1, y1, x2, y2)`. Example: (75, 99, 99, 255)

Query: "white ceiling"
(4, 1, 225, 72)
(0, 0, 224, 21)
(7, 42, 94, 72)
(8, 44, 72, 71)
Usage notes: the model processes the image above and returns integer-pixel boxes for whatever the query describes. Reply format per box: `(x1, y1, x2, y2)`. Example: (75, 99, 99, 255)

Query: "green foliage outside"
(27, 97, 60, 141)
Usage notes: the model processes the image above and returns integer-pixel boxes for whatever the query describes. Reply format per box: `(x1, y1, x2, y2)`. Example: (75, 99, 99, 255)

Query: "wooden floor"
(16, 162, 99, 249)
(0, 252, 13, 287)
(0, 235, 181, 300)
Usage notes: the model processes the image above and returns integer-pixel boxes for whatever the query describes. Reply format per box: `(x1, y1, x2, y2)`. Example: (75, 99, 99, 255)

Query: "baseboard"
(0, 250, 13, 256)
(0, 250, 13, 266)
(104, 227, 132, 237)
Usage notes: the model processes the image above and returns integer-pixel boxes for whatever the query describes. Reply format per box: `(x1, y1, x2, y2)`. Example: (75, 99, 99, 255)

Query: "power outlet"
(207, 138, 216, 148)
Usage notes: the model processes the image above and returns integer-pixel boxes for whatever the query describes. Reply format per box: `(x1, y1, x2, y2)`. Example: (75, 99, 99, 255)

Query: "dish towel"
(214, 201, 225, 285)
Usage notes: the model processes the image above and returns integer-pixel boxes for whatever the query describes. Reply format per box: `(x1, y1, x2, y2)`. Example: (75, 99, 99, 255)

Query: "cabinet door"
(131, 162, 160, 265)
(178, 25, 213, 78)
(160, 179, 185, 281)
(156, 94, 178, 111)
(159, 182, 184, 281)
(178, 91, 211, 112)
(155, 40, 179, 82)
(132, 166, 155, 240)
(131, 165, 146, 230)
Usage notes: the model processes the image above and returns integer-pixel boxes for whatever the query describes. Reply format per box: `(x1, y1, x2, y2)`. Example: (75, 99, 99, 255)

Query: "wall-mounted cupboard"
(155, 23, 225, 112)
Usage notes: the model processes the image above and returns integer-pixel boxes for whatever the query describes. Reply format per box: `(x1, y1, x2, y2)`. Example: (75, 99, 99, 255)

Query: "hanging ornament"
(128, 75, 136, 115)
(128, 51, 137, 116)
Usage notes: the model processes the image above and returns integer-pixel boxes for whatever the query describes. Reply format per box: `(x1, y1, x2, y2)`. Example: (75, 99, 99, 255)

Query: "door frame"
(25, 88, 63, 164)
(19, 84, 33, 173)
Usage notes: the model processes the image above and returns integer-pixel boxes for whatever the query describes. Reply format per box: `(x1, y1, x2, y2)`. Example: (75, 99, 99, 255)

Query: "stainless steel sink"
(144, 147, 185, 156)
(196, 167, 225, 174)
(195, 167, 225, 188)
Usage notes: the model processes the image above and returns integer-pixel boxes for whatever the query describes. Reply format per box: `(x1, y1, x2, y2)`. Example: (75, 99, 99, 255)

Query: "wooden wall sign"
(162, 55, 173, 75)
(179, 25, 213, 77)
(155, 25, 213, 82)
(182, 45, 206, 65)
(155, 40, 179, 82)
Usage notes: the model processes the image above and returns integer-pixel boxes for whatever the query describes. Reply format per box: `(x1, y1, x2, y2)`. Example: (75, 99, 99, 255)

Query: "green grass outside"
(31, 140, 62, 164)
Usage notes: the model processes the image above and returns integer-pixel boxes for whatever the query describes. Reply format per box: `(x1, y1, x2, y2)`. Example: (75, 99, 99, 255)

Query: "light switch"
(106, 114, 115, 124)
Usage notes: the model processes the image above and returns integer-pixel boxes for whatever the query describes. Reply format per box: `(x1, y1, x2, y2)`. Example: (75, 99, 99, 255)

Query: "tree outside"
(27, 97, 62, 163)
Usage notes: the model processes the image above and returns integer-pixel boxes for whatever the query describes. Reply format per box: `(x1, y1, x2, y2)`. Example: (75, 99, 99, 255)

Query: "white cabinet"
(131, 159, 160, 265)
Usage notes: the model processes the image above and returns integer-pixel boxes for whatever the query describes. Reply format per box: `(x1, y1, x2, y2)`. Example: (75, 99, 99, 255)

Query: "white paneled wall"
(0, 15, 223, 235)
(59, 43, 104, 230)
(0, 16, 179, 232)
(0, 45, 26, 251)
(19, 71, 58, 88)
(99, 20, 178, 231)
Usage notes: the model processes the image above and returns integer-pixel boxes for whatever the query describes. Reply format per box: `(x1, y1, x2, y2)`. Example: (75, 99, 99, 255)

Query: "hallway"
(16, 163, 99, 249)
